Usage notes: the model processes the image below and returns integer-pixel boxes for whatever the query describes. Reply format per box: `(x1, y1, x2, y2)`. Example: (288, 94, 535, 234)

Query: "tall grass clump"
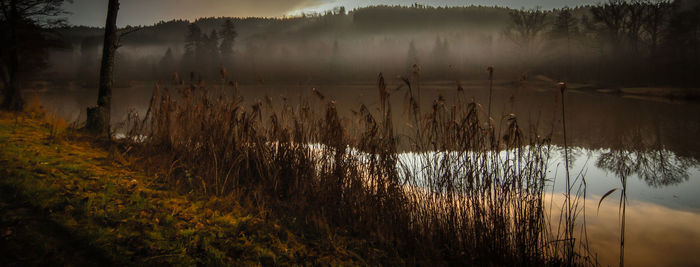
(123, 72, 590, 265)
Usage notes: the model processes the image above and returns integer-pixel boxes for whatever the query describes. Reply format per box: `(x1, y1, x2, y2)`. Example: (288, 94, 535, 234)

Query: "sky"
(64, 0, 602, 27)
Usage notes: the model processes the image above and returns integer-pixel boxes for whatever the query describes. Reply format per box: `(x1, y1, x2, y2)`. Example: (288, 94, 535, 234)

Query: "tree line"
(179, 19, 237, 80)
(506, 0, 700, 86)
(3, 1, 700, 112)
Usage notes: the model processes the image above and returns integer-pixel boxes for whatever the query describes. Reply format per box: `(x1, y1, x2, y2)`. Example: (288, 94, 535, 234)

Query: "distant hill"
(57, 5, 594, 46)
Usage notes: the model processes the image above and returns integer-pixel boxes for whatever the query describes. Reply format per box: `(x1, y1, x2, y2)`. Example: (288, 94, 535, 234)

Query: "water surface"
(29, 80, 700, 266)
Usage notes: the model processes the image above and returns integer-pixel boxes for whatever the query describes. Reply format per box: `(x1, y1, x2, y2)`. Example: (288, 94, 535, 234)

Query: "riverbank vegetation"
(0, 77, 595, 265)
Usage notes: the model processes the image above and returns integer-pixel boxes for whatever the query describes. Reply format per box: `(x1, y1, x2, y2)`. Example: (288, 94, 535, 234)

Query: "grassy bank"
(0, 111, 374, 266)
(114, 77, 591, 266)
(1, 74, 594, 266)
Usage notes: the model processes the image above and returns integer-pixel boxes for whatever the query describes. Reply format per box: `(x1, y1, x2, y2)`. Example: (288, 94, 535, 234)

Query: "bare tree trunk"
(2, 0, 23, 111)
(86, 0, 119, 136)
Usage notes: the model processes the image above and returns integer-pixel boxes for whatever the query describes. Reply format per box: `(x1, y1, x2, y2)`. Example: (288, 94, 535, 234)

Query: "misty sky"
(65, 0, 601, 27)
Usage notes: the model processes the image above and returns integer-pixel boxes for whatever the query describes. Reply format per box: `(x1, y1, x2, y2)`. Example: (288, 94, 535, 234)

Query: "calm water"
(30, 80, 700, 266)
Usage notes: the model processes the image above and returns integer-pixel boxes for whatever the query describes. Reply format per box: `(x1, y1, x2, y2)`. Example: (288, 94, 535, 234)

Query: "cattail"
(558, 81, 575, 263)
(219, 67, 227, 81)
(312, 87, 325, 100)
(412, 64, 421, 105)
(558, 82, 567, 93)
(377, 73, 387, 115)
(265, 95, 272, 106)
(172, 71, 180, 85)
(487, 67, 494, 120)
(411, 64, 421, 76)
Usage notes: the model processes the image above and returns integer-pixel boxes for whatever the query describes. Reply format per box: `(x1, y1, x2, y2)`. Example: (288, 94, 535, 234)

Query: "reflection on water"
(550, 142, 700, 266)
(548, 193, 700, 267)
(390, 143, 700, 266)
(29, 81, 700, 266)
(594, 127, 699, 188)
(597, 148, 698, 188)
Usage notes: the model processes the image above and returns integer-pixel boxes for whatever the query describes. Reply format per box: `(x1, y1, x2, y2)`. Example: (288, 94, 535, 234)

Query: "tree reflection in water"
(596, 131, 699, 188)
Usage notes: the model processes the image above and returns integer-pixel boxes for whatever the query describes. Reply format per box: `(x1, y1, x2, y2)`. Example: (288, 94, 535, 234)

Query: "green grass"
(0, 112, 369, 266)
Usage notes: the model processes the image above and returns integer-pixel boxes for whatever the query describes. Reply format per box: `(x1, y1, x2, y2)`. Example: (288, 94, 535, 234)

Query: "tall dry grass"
(121, 72, 591, 265)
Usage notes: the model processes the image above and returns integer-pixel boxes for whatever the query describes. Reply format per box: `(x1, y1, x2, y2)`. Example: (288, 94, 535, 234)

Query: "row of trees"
(505, 0, 700, 85)
(180, 19, 237, 78)
(4, 1, 700, 115)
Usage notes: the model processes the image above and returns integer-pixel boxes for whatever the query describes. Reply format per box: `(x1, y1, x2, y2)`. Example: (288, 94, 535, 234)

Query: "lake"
(29, 79, 700, 266)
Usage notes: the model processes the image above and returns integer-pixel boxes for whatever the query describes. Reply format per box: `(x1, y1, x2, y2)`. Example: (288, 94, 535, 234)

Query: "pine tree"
(207, 29, 220, 59)
(183, 23, 202, 70)
(159, 47, 175, 78)
(219, 19, 237, 62)
(550, 7, 579, 80)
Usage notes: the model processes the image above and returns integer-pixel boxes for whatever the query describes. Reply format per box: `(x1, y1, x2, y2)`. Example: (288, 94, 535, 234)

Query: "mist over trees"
(37, 1, 700, 88)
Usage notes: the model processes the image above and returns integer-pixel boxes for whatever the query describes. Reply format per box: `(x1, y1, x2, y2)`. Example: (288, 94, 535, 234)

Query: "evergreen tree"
(219, 19, 237, 62)
(550, 8, 579, 39)
(183, 23, 202, 70)
(207, 29, 220, 59)
(430, 36, 450, 78)
(549, 7, 579, 80)
(159, 47, 175, 78)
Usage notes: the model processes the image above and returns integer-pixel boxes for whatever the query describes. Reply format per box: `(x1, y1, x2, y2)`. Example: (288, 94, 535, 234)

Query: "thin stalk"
(488, 67, 495, 148)
(487, 67, 494, 120)
(620, 176, 627, 267)
(559, 82, 574, 263)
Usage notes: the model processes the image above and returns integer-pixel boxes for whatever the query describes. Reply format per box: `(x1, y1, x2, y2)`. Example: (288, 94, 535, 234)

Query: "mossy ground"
(0, 111, 371, 266)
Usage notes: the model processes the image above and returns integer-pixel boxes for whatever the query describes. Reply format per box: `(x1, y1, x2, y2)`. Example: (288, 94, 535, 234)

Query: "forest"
(38, 1, 700, 88)
(1, 1, 700, 266)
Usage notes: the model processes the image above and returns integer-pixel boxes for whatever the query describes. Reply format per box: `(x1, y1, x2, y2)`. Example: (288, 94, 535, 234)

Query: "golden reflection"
(546, 193, 700, 267)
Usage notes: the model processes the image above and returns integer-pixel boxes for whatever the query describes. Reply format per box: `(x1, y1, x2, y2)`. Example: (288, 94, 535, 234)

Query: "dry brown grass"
(119, 73, 591, 265)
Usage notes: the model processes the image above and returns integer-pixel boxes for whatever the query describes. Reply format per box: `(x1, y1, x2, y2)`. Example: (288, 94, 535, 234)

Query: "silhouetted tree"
(641, 0, 671, 76)
(590, 0, 629, 51)
(205, 30, 219, 59)
(625, 1, 647, 53)
(199, 29, 220, 75)
(549, 7, 579, 79)
(663, 0, 700, 84)
(597, 145, 698, 188)
(182, 22, 202, 71)
(0, 0, 70, 111)
(159, 47, 175, 78)
(430, 36, 449, 78)
(551, 8, 579, 39)
(86, 0, 119, 135)
(504, 8, 548, 66)
(219, 19, 237, 65)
